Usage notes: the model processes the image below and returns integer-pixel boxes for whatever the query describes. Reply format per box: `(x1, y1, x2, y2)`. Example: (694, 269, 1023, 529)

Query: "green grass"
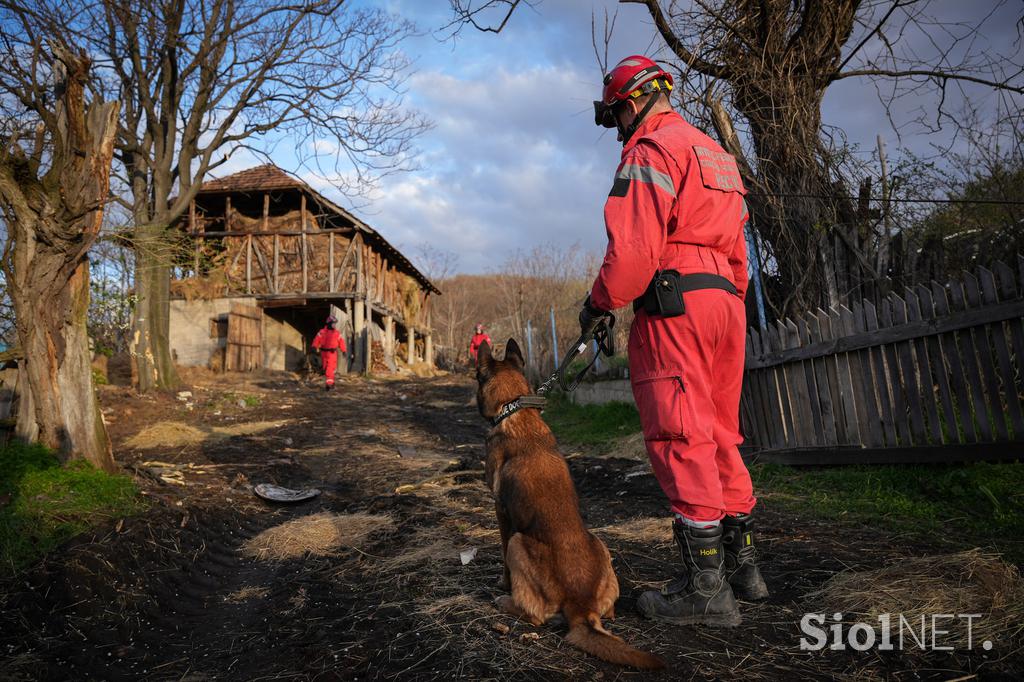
(0, 441, 142, 573)
(543, 393, 641, 449)
(545, 398, 1024, 561)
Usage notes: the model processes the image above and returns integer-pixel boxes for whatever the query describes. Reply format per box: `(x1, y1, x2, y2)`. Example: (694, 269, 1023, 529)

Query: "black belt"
(633, 271, 738, 316)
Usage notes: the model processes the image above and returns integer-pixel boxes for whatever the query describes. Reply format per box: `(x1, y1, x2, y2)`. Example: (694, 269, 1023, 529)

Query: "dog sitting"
(476, 339, 664, 670)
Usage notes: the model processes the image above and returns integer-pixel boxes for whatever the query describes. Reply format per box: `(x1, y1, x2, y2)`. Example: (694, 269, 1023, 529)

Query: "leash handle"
(556, 312, 616, 392)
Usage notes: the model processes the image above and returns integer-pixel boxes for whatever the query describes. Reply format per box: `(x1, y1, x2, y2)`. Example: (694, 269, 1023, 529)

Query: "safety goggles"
(593, 100, 617, 128)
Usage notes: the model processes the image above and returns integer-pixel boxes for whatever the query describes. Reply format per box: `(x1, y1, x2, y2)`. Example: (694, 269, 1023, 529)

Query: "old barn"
(169, 164, 438, 374)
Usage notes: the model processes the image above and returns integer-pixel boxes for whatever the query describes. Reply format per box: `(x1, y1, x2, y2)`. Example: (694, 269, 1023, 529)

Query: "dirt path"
(2, 371, 1021, 680)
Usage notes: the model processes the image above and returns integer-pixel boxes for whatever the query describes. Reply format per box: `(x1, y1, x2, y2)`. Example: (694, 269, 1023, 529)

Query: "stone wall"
(570, 379, 634, 406)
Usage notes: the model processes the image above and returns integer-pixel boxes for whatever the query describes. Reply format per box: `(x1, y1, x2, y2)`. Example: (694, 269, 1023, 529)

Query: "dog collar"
(491, 395, 546, 427)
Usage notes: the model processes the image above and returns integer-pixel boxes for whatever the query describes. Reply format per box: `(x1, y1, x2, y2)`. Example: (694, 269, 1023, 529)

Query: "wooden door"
(225, 303, 262, 371)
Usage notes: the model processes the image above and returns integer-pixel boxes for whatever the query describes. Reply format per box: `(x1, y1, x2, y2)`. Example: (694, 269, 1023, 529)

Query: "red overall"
(470, 332, 492, 360)
(590, 110, 755, 523)
(311, 327, 346, 387)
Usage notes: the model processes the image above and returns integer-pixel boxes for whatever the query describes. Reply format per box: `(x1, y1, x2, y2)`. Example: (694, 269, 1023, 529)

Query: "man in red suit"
(469, 324, 491, 362)
(311, 315, 346, 391)
(583, 56, 767, 627)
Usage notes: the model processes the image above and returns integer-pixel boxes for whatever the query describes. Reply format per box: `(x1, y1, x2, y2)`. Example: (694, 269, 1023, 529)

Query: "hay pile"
(125, 420, 289, 449)
(241, 512, 394, 561)
(810, 549, 1024, 648)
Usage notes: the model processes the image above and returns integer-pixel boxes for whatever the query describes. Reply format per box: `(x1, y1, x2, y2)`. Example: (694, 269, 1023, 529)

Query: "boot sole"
(639, 610, 742, 628)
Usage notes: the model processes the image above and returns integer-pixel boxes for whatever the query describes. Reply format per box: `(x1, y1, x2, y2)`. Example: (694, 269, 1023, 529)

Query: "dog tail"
(565, 612, 665, 670)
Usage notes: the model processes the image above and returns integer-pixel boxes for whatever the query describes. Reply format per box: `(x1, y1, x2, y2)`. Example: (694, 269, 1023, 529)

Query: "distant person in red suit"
(311, 315, 346, 391)
(469, 324, 491, 362)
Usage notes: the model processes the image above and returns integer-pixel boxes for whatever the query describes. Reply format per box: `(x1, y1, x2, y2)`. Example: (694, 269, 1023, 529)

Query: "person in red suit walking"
(311, 315, 346, 391)
(469, 324, 491, 362)
(582, 56, 768, 627)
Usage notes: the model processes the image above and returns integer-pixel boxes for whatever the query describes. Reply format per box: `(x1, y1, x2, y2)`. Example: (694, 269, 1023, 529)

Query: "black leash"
(490, 313, 617, 428)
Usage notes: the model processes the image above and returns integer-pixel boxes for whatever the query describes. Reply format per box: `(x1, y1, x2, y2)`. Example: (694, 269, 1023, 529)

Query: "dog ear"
(504, 338, 525, 369)
(476, 341, 493, 378)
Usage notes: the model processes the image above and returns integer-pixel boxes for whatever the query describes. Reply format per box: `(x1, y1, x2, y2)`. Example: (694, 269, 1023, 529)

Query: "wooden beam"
(245, 234, 252, 293)
(355, 234, 364, 296)
(301, 194, 308, 294)
(190, 228, 355, 237)
(329, 233, 335, 293)
(190, 199, 198, 273)
(334, 237, 356, 292)
(273, 234, 279, 293)
(225, 196, 231, 231)
(744, 444, 1024, 466)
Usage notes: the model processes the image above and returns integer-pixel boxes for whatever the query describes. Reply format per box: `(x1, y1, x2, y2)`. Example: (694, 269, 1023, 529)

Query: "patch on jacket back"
(693, 145, 744, 193)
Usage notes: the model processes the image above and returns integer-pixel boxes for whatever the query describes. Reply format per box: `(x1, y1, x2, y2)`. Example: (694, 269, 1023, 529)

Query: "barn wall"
(169, 297, 257, 367)
(263, 313, 305, 371)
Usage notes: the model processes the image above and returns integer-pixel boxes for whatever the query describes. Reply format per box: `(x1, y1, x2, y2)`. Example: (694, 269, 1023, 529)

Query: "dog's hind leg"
(502, 534, 559, 626)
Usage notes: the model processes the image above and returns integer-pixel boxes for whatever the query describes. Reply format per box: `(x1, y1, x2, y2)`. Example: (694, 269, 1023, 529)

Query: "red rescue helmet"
(594, 56, 674, 132)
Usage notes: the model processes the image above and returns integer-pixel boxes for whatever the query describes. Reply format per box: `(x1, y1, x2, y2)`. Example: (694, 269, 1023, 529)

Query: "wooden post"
(190, 199, 199, 274)
(407, 324, 415, 365)
(355, 235, 364, 295)
(328, 233, 335, 293)
(364, 305, 372, 375)
(301, 194, 308, 293)
(225, 196, 231, 231)
(354, 298, 365, 372)
(262, 193, 269, 230)
(245, 234, 252, 294)
(344, 298, 354, 372)
(425, 333, 433, 367)
(384, 315, 394, 357)
(273, 234, 279, 293)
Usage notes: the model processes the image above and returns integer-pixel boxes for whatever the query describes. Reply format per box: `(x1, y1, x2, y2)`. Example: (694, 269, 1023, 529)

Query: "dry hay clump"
(809, 549, 1024, 649)
(125, 419, 289, 449)
(595, 517, 672, 546)
(241, 512, 394, 561)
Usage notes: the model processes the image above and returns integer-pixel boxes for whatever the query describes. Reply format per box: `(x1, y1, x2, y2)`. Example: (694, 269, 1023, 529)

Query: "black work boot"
(722, 514, 769, 601)
(636, 521, 742, 627)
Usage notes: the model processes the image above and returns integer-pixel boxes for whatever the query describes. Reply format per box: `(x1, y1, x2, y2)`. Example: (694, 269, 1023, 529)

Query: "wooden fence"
(740, 258, 1024, 464)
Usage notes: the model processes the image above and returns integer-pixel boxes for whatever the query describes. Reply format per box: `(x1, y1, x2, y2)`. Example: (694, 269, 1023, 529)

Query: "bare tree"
(26, 0, 430, 391)
(0, 33, 119, 470)
(450, 0, 1023, 318)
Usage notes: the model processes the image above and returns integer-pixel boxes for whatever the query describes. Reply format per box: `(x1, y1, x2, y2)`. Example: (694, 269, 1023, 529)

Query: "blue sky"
(216, 0, 1023, 275)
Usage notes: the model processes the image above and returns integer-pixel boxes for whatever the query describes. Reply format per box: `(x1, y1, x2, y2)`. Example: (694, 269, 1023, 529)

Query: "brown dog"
(476, 339, 664, 670)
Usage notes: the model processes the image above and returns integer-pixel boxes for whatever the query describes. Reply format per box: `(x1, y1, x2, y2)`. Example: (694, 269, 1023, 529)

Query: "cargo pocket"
(633, 375, 691, 441)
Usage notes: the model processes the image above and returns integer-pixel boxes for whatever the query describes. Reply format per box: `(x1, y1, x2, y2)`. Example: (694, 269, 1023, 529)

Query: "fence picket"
(916, 284, 959, 443)
(746, 330, 770, 449)
(808, 312, 838, 446)
(978, 267, 1024, 437)
(864, 300, 898, 446)
(932, 281, 978, 443)
(826, 308, 858, 445)
(838, 305, 871, 446)
(891, 293, 927, 444)
(849, 302, 884, 447)
(964, 271, 1010, 441)
(880, 298, 913, 446)
(785, 319, 817, 446)
(797, 317, 826, 446)
(767, 324, 795, 447)
(948, 278, 994, 441)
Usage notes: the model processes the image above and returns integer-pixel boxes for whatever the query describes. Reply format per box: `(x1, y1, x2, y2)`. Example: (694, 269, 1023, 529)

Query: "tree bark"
(0, 51, 119, 471)
(131, 224, 179, 391)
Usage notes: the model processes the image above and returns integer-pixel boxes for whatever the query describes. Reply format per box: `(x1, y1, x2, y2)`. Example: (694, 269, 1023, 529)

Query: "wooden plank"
(225, 196, 231, 231)
(932, 281, 978, 443)
(791, 318, 821, 447)
(250, 238, 274, 294)
(828, 307, 858, 445)
(329, 233, 335, 293)
(273, 234, 280, 293)
(744, 298, 1024, 369)
(838, 305, 871, 446)
(850, 302, 885, 447)
(948, 278, 994, 441)
(746, 443, 1024, 466)
(817, 309, 847, 444)
(864, 301, 897, 446)
(245, 234, 252, 294)
(761, 326, 786, 449)
(890, 293, 927, 444)
(747, 330, 771, 449)
(807, 313, 838, 446)
(904, 288, 942, 443)
(916, 285, 959, 443)
(995, 261, 1024, 439)
(878, 299, 912, 446)
(334, 237, 357, 292)
(979, 266, 1024, 437)
(190, 199, 199, 273)
(963, 271, 1009, 440)
(301, 195, 309, 294)
(769, 322, 796, 447)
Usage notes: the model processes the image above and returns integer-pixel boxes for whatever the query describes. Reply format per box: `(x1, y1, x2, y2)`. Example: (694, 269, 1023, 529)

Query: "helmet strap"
(617, 91, 665, 146)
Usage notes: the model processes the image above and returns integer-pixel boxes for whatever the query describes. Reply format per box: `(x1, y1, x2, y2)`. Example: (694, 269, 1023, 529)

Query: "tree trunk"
(13, 251, 113, 471)
(0, 50, 119, 471)
(131, 223, 179, 391)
